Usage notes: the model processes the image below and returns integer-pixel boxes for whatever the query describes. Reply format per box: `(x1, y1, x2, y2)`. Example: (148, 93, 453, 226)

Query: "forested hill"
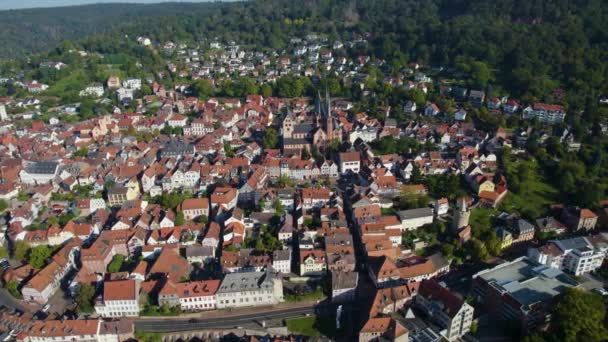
(0, 2, 222, 59)
(76, 0, 607, 107)
(3, 0, 608, 111)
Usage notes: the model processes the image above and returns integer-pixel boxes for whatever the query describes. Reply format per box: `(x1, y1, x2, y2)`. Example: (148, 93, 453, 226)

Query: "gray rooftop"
(332, 271, 358, 290)
(474, 257, 577, 308)
(25, 161, 59, 175)
(273, 249, 291, 261)
(185, 245, 214, 258)
(217, 271, 276, 294)
(397, 207, 434, 220)
(556, 236, 590, 251)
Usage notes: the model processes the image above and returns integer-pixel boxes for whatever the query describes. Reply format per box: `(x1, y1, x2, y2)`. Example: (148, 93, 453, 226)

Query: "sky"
(0, 0, 216, 10)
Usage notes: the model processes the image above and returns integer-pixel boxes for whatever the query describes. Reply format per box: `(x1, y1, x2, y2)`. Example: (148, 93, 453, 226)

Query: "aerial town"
(0, 2, 607, 342)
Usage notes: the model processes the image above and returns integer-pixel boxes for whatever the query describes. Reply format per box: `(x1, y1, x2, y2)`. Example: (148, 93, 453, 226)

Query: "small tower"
(283, 109, 295, 139)
(452, 197, 471, 232)
(0, 105, 7, 121)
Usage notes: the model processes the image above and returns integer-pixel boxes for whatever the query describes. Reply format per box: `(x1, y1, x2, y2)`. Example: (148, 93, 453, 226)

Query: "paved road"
(135, 306, 315, 332)
(0, 288, 28, 313)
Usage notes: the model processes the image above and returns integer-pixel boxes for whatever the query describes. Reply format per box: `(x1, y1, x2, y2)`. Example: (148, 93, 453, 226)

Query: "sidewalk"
(136, 299, 318, 320)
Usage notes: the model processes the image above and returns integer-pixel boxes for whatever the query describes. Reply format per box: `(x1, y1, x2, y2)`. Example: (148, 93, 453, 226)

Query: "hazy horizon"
(0, 0, 219, 10)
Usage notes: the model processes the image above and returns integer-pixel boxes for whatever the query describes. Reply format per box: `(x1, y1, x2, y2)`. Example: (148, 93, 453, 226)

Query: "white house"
(95, 279, 140, 317)
(80, 83, 105, 98)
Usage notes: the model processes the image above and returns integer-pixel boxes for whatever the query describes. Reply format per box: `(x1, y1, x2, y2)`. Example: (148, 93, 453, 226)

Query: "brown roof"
(418, 279, 465, 317)
(361, 317, 391, 333)
(340, 151, 360, 162)
(581, 208, 598, 219)
(103, 279, 138, 301)
(179, 198, 209, 211)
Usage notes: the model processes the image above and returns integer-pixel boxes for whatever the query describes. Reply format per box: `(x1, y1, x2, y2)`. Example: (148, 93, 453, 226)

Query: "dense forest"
(0, 2, 221, 58)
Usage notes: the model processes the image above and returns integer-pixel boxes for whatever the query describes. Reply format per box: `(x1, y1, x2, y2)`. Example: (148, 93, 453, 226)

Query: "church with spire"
(282, 89, 341, 152)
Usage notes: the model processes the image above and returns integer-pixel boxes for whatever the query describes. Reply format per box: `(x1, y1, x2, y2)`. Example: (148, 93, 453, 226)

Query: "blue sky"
(0, 0, 216, 10)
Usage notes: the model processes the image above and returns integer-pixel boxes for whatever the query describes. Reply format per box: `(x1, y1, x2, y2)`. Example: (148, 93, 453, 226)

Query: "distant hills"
(0, 2, 221, 59)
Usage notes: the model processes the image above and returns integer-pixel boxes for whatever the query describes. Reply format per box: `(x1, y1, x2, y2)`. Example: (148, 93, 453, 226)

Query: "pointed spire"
(325, 87, 331, 117)
(315, 90, 322, 115)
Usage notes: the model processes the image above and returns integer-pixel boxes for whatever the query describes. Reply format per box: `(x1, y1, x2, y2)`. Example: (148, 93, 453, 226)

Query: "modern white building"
(523, 103, 566, 123)
(95, 279, 140, 317)
(80, 83, 105, 98)
(528, 234, 608, 276)
(215, 271, 283, 309)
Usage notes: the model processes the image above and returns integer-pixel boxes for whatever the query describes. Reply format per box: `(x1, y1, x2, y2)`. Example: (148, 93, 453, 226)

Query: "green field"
(286, 315, 337, 337)
(500, 159, 559, 218)
(286, 316, 320, 336)
(46, 70, 91, 97)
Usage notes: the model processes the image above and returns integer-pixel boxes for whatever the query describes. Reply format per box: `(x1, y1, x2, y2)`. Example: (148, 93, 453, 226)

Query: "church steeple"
(325, 87, 331, 118)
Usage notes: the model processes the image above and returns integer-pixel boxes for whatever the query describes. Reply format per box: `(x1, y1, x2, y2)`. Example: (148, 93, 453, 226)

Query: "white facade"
(179, 293, 216, 311)
(416, 294, 474, 341)
(215, 271, 283, 309)
(528, 236, 608, 276)
(95, 298, 139, 317)
(340, 160, 360, 174)
(80, 84, 105, 98)
(122, 78, 142, 90)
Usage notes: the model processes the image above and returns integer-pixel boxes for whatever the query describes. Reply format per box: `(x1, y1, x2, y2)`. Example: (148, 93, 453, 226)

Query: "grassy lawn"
(500, 160, 559, 218)
(284, 287, 325, 303)
(46, 70, 90, 97)
(286, 315, 337, 337)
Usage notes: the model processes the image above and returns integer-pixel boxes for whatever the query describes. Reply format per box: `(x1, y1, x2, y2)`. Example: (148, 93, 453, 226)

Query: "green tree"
(469, 238, 489, 262)
(550, 288, 607, 342)
(470, 61, 493, 88)
(261, 83, 273, 97)
(272, 199, 285, 214)
(13, 241, 30, 261)
(194, 215, 208, 224)
(262, 127, 279, 149)
(0, 199, 8, 212)
(0, 246, 7, 259)
(5, 281, 22, 299)
(28, 245, 53, 270)
(76, 284, 96, 314)
(175, 212, 185, 226)
(192, 79, 214, 100)
(107, 254, 125, 273)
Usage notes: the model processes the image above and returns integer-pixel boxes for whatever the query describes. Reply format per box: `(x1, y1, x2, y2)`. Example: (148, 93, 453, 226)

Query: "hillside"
(0, 2, 221, 59)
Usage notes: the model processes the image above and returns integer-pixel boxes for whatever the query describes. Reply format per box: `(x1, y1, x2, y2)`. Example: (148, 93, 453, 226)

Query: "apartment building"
(528, 234, 608, 275)
(95, 279, 140, 317)
(215, 271, 283, 309)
